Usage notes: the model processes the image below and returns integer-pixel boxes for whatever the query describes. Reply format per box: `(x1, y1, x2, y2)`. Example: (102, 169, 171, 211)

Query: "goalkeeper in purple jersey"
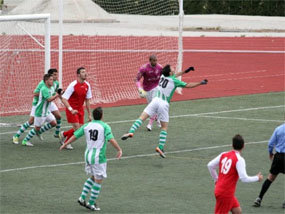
(136, 55, 163, 131)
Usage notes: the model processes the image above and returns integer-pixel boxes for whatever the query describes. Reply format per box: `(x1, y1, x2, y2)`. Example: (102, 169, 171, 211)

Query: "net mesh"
(0, 19, 47, 115)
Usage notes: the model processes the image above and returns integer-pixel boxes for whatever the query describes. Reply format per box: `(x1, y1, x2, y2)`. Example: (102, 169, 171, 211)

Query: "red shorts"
(65, 108, 84, 124)
(215, 195, 240, 214)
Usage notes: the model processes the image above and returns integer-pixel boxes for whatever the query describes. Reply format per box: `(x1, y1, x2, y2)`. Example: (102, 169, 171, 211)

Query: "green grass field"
(0, 92, 284, 214)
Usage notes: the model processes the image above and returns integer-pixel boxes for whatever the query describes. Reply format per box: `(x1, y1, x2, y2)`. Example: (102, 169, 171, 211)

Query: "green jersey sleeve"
(74, 123, 88, 139)
(172, 76, 187, 88)
(34, 80, 45, 93)
(104, 124, 114, 141)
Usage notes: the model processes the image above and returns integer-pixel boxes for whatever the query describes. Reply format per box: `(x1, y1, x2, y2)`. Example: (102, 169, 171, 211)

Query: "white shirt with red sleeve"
(207, 150, 259, 197)
(62, 80, 92, 110)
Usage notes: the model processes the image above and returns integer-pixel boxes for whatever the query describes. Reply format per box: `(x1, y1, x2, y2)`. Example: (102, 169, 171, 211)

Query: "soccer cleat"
(77, 197, 86, 207)
(121, 133, 134, 140)
(22, 139, 34, 147)
(146, 124, 152, 131)
(253, 197, 261, 207)
(155, 147, 166, 158)
(54, 133, 60, 138)
(36, 132, 44, 141)
(86, 203, 101, 211)
(282, 201, 285, 209)
(66, 144, 74, 150)
(59, 131, 66, 145)
(12, 136, 19, 145)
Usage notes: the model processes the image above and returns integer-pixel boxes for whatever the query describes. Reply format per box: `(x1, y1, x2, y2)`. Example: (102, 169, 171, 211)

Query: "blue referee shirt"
(268, 123, 285, 154)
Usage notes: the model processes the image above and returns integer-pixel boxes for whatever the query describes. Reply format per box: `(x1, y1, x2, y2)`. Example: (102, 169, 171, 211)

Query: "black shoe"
(77, 197, 86, 207)
(121, 133, 133, 140)
(282, 201, 285, 209)
(253, 197, 261, 207)
(155, 147, 166, 158)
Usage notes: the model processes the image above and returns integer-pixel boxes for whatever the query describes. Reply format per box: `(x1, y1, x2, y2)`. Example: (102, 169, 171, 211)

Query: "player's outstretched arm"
(175, 66, 195, 78)
(109, 138, 122, 159)
(185, 79, 208, 88)
(47, 93, 59, 102)
(59, 135, 76, 151)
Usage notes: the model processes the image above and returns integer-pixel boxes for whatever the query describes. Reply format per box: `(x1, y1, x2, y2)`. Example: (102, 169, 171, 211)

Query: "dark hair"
(149, 55, 157, 61)
(232, 134, 244, 150)
(162, 64, 171, 77)
(43, 73, 52, 82)
(47, 68, 58, 75)
(93, 107, 103, 120)
(77, 67, 85, 74)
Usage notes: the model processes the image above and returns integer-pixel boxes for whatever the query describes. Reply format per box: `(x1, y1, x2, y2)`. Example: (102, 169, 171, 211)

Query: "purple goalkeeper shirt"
(136, 63, 163, 91)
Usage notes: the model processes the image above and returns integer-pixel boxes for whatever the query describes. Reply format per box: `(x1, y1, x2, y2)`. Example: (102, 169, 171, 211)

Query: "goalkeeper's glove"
(200, 79, 208, 85)
(57, 88, 64, 95)
(184, 66, 194, 73)
(138, 88, 147, 98)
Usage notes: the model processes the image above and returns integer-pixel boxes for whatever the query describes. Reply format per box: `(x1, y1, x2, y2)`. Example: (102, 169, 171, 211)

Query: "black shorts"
(269, 153, 285, 175)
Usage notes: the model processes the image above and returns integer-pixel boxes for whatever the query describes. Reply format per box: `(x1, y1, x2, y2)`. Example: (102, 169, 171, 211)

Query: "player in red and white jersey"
(60, 67, 92, 149)
(207, 134, 263, 214)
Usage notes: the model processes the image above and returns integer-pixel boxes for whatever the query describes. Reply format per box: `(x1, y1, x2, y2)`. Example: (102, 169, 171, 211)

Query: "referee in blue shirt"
(253, 123, 285, 208)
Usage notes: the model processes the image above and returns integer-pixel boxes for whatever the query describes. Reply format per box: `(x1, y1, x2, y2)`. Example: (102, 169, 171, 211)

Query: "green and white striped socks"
(80, 178, 95, 200)
(158, 130, 168, 150)
(88, 182, 101, 205)
(24, 128, 37, 141)
(54, 119, 61, 136)
(38, 123, 52, 134)
(129, 119, 143, 133)
(15, 121, 31, 137)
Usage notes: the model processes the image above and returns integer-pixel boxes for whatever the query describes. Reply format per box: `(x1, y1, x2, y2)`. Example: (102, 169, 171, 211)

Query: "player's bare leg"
(231, 206, 242, 214)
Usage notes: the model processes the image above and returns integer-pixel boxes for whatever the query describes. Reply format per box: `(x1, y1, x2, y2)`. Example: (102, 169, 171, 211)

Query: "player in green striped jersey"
(21, 74, 59, 146)
(60, 107, 122, 211)
(13, 69, 63, 145)
(121, 64, 208, 158)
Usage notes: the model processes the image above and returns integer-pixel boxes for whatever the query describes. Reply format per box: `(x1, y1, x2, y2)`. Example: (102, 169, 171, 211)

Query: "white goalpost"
(0, 13, 51, 115)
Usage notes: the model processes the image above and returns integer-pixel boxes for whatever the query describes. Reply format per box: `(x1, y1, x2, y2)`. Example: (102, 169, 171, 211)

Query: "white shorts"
(34, 113, 56, 127)
(85, 163, 107, 180)
(146, 87, 158, 103)
(30, 106, 36, 117)
(144, 97, 169, 122)
(49, 102, 59, 112)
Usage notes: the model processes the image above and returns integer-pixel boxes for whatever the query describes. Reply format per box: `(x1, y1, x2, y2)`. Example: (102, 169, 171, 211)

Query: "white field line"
(0, 140, 268, 173)
(0, 105, 284, 135)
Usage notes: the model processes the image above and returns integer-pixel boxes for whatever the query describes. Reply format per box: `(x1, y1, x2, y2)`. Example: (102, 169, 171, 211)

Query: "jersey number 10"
(221, 157, 232, 174)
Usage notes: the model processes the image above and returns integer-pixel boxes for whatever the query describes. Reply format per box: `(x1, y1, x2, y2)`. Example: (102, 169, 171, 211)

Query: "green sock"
(24, 128, 37, 141)
(88, 182, 101, 205)
(158, 130, 167, 150)
(129, 119, 142, 133)
(80, 178, 95, 200)
(54, 119, 61, 135)
(15, 121, 31, 138)
(38, 123, 52, 134)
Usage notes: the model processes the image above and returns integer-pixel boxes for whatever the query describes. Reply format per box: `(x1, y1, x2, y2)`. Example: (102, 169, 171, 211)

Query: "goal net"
(0, 14, 50, 116)
(58, 0, 182, 106)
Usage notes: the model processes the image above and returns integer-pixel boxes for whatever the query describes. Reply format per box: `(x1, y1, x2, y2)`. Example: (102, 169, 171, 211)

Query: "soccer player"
(59, 67, 92, 150)
(59, 107, 122, 211)
(207, 134, 263, 214)
(13, 69, 62, 145)
(253, 123, 285, 208)
(22, 74, 59, 146)
(121, 64, 206, 158)
(136, 55, 163, 131)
